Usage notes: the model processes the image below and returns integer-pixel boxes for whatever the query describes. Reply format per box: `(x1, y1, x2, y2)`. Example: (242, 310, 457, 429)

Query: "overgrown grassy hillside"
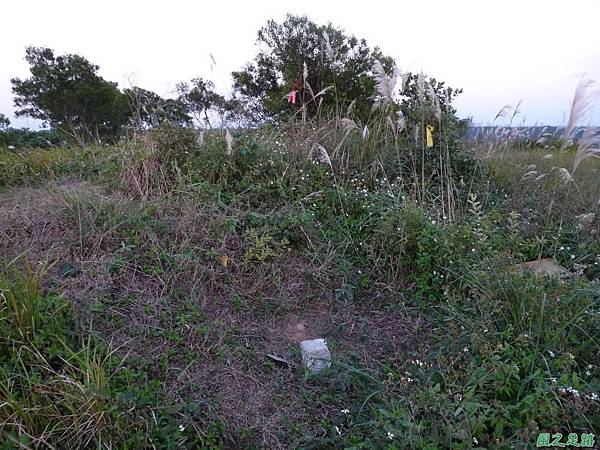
(1, 121, 599, 449)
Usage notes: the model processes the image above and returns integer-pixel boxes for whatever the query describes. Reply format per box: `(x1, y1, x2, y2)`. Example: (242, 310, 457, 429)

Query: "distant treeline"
(0, 127, 66, 149)
(466, 126, 600, 146)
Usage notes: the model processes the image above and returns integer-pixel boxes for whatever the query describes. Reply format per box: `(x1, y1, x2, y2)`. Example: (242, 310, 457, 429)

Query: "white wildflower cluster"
(558, 386, 588, 398)
(587, 392, 599, 402)
(586, 364, 594, 377)
(400, 371, 414, 383)
(411, 359, 429, 369)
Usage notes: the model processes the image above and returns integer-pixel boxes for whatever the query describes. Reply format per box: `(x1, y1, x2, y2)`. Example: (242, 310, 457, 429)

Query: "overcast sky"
(1, 0, 599, 128)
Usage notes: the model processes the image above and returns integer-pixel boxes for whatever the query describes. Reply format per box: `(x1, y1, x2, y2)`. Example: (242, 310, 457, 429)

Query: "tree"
(176, 78, 224, 128)
(125, 86, 191, 129)
(11, 47, 130, 145)
(0, 113, 10, 131)
(0, 114, 9, 131)
(232, 14, 394, 123)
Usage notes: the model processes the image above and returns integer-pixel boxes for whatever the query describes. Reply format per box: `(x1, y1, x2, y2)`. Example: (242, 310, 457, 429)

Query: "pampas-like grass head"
(562, 77, 597, 150)
(557, 167, 574, 184)
(426, 83, 441, 121)
(225, 129, 234, 156)
(417, 72, 425, 103)
(372, 60, 400, 106)
(310, 144, 333, 169)
(573, 126, 600, 173)
(322, 31, 333, 60)
(396, 111, 406, 133)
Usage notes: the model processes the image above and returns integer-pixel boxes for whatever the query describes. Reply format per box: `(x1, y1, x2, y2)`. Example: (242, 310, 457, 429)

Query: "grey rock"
(513, 258, 572, 279)
(300, 338, 331, 373)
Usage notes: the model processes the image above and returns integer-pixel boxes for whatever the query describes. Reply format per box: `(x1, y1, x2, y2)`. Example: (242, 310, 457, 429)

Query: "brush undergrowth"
(1, 82, 599, 448)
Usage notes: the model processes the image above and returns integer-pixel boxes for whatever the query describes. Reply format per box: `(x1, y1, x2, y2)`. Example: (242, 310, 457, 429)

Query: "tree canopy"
(0, 114, 9, 130)
(125, 86, 191, 129)
(232, 14, 394, 123)
(176, 79, 225, 128)
(11, 47, 130, 145)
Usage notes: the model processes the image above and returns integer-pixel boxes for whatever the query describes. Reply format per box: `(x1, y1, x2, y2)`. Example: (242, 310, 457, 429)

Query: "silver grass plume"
(493, 105, 512, 124)
(340, 117, 360, 133)
(573, 126, 600, 173)
(417, 72, 425, 103)
(303, 61, 308, 84)
(372, 60, 399, 106)
(426, 83, 441, 121)
(396, 111, 406, 132)
(362, 125, 369, 140)
(562, 78, 597, 151)
(225, 128, 234, 156)
(557, 167, 574, 184)
(310, 144, 333, 170)
(322, 31, 334, 60)
(346, 99, 356, 116)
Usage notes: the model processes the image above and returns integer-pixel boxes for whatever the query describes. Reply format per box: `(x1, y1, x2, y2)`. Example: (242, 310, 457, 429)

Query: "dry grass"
(0, 180, 424, 449)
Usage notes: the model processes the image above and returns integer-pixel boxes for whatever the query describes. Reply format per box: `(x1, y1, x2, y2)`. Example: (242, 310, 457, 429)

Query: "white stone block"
(300, 338, 331, 373)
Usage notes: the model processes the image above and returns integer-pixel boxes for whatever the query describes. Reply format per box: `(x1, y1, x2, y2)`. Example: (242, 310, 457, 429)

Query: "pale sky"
(1, 0, 599, 128)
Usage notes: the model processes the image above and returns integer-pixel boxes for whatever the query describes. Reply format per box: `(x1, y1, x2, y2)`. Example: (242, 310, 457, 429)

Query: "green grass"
(0, 130, 599, 449)
(0, 145, 122, 189)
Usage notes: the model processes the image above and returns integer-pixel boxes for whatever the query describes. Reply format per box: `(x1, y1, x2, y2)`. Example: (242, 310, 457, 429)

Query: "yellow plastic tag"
(426, 125, 434, 148)
(218, 255, 228, 268)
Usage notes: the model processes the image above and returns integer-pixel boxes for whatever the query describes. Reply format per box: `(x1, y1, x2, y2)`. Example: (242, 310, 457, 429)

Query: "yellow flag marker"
(426, 125, 434, 148)
(218, 255, 229, 268)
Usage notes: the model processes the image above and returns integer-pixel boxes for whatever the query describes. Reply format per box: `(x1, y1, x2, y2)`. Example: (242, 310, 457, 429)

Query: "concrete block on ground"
(300, 338, 331, 373)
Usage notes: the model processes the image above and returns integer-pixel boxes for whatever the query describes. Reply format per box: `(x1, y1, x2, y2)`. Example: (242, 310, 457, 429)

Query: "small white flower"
(463, 347, 469, 353)
(335, 425, 341, 435)
(566, 386, 580, 396)
(387, 431, 395, 440)
(341, 409, 349, 414)
(179, 424, 185, 432)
